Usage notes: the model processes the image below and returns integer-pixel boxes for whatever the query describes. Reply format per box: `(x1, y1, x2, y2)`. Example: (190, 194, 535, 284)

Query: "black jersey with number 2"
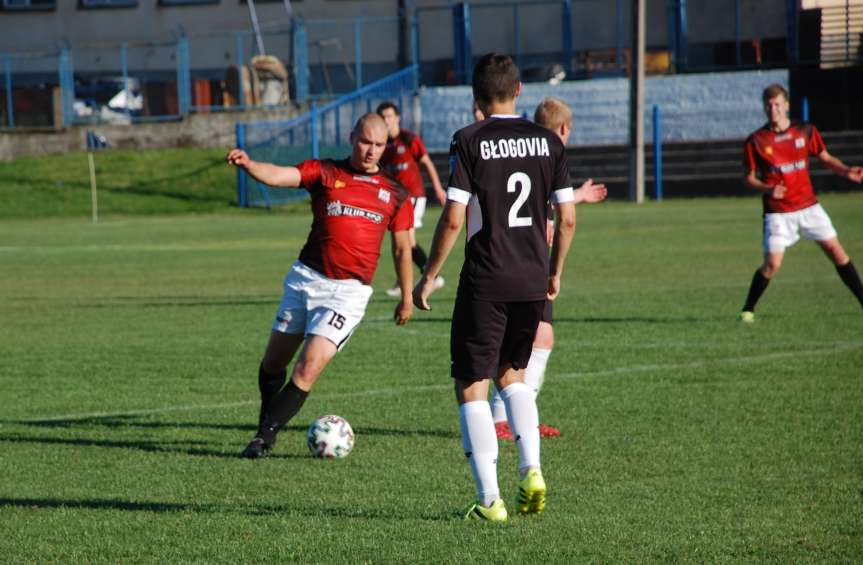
(447, 115, 573, 302)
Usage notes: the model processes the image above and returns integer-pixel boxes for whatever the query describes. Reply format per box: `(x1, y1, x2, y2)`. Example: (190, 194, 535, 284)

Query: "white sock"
(501, 382, 541, 474)
(523, 347, 551, 399)
(490, 388, 507, 423)
(459, 401, 500, 507)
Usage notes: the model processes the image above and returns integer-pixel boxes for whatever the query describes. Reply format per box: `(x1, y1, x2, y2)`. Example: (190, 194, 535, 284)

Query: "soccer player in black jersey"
(413, 54, 577, 522)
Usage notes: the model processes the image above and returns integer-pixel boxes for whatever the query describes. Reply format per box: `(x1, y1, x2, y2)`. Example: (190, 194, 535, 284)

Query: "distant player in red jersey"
(226, 113, 416, 458)
(376, 101, 448, 296)
(738, 84, 863, 322)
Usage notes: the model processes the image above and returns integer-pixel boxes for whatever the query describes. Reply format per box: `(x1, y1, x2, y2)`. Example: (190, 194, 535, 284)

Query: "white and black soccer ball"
(307, 414, 354, 459)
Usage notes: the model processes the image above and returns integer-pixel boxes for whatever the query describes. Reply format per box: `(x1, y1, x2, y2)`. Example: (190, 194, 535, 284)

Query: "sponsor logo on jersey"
(765, 146, 773, 155)
(334, 180, 346, 189)
(479, 137, 550, 160)
(326, 200, 384, 223)
(795, 137, 805, 148)
(772, 159, 807, 174)
(774, 133, 792, 142)
(353, 175, 380, 184)
(378, 188, 391, 203)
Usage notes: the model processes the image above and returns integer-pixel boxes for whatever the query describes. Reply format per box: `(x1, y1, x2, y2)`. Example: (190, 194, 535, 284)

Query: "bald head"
(349, 113, 388, 173)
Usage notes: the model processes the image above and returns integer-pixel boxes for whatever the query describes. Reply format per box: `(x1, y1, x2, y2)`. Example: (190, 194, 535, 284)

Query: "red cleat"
(494, 421, 513, 440)
(538, 423, 560, 438)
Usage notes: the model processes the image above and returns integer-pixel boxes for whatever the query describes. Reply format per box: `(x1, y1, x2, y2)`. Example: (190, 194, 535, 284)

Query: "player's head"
(534, 97, 572, 144)
(762, 83, 790, 127)
(376, 101, 401, 138)
(349, 113, 388, 173)
(472, 53, 521, 116)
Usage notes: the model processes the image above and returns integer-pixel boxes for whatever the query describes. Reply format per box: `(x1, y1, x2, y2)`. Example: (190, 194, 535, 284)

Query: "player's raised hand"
(847, 166, 863, 183)
(771, 183, 787, 199)
(412, 274, 436, 310)
(394, 298, 413, 325)
(577, 179, 608, 203)
(226, 149, 251, 169)
(547, 274, 561, 301)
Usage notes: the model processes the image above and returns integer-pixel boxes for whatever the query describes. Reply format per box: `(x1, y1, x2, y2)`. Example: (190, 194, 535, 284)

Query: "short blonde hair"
(534, 97, 572, 130)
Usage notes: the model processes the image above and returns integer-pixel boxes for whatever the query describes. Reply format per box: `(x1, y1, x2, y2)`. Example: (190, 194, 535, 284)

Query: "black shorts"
(541, 299, 553, 324)
(450, 292, 545, 382)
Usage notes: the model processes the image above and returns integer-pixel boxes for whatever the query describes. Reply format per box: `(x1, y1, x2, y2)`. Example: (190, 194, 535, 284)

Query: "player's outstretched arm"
(548, 201, 576, 300)
(419, 154, 447, 205)
(817, 150, 863, 183)
(573, 179, 607, 204)
(413, 200, 466, 310)
(226, 149, 302, 188)
(744, 170, 786, 199)
(391, 229, 414, 325)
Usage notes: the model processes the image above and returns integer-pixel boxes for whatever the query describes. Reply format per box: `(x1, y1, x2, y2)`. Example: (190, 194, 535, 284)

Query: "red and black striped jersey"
(744, 122, 826, 214)
(296, 159, 414, 285)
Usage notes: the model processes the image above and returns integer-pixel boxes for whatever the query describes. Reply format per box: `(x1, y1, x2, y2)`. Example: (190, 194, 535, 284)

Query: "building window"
(1, 0, 56, 10)
(78, 0, 138, 8)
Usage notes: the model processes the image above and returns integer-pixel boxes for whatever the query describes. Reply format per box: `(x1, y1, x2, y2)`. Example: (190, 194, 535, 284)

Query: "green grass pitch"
(0, 189, 861, 562)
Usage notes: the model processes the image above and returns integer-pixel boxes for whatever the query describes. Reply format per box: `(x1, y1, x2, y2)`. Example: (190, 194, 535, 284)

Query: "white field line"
(14, 342, 860, 423)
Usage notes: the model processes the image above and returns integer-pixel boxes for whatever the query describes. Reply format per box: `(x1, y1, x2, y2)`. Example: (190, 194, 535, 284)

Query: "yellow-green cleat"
(464, 499, 508, 522)
(737, 311, 755, 324)
(516, 469, 546, 515)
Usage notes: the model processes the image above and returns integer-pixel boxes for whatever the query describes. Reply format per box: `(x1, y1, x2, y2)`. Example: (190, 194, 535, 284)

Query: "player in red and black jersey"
(738, 84, 863, 322)
(413, 54, 577, 522)
(226, 113, 415, 458)
(376, 102, 447, 296)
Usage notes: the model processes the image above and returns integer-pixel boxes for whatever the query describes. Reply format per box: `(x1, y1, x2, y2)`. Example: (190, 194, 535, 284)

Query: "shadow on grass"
(7, 416, 458, 439)
(0, 496, 457, 521)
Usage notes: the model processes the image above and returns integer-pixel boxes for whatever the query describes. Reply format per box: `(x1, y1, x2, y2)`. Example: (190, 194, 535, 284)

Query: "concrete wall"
(0, 105, 302, 161)
(419, 68, 789, 151)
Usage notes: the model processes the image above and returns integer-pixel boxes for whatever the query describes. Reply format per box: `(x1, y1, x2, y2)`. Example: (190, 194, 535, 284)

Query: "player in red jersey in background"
(738, 84, 863, 322)
(376, 101, 448, 296)
(226, 113, 415, 458)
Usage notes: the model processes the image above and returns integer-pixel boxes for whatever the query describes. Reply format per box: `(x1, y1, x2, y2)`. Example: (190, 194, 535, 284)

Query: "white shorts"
(411, 196, 427, 229)
(272, 261, 373, 350)
(763, 203, 837, 253)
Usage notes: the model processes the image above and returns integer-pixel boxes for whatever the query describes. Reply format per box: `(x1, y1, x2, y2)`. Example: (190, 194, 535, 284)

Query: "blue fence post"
(236, 123, 248, 208)
(802, 96, 809, 122)
(4, 55, 13, 129)
(653, 105, 663, 201)
(616, 0, 624, 72)
(513, 4, 521, 71)
(668, 0, 688, 71)
(354, 20, 363, 90)
(452, 3, 472, 85)
(561, 0, 573, 75)
(311, 101, 319, 159)
(58, 46, 74, 127)
(410, 12, 419, 89)
(176, 35, 191, 117)
(293, 18, 309, 102)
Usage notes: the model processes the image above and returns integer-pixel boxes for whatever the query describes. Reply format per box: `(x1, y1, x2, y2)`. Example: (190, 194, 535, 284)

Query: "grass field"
(1, 189, 861, 563)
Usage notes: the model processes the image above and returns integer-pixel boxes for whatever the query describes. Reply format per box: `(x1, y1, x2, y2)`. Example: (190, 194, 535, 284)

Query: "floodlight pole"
(628, 0, 646, 203)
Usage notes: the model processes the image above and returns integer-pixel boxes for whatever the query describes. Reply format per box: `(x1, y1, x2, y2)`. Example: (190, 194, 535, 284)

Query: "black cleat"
(240, 437, 273, 459)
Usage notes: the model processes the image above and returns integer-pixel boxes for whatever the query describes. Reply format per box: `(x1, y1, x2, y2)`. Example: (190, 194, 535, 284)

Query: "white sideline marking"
(16, 343, 859, 423)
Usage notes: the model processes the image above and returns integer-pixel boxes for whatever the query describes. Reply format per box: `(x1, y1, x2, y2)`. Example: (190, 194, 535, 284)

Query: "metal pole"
(628, 0, 645, 203)
(802, 96, 809, 122)
(513, 4, 521, 71)
(616, 0, 624, 72)
(246, 0, 267, 56)
(4, 55, 13, 129)
(311, 101, 319, 159)
(653, 105, 662, 201)
(355, 20, 363, 90)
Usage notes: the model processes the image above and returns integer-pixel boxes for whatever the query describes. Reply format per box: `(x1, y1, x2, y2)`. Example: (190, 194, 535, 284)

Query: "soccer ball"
(307, 414, 355, 459)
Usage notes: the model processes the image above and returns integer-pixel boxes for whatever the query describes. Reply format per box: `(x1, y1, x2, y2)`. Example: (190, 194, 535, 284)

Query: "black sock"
(411, 245, 428, 271)
(259, 378, 309, 443)
(836, 261, 863, 308)
(257, 363, 286, 429)
(743, 270, 771, 312)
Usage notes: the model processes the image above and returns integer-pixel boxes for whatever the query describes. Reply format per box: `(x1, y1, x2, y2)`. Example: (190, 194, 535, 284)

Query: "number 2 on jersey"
(507, 172, 532, 228)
